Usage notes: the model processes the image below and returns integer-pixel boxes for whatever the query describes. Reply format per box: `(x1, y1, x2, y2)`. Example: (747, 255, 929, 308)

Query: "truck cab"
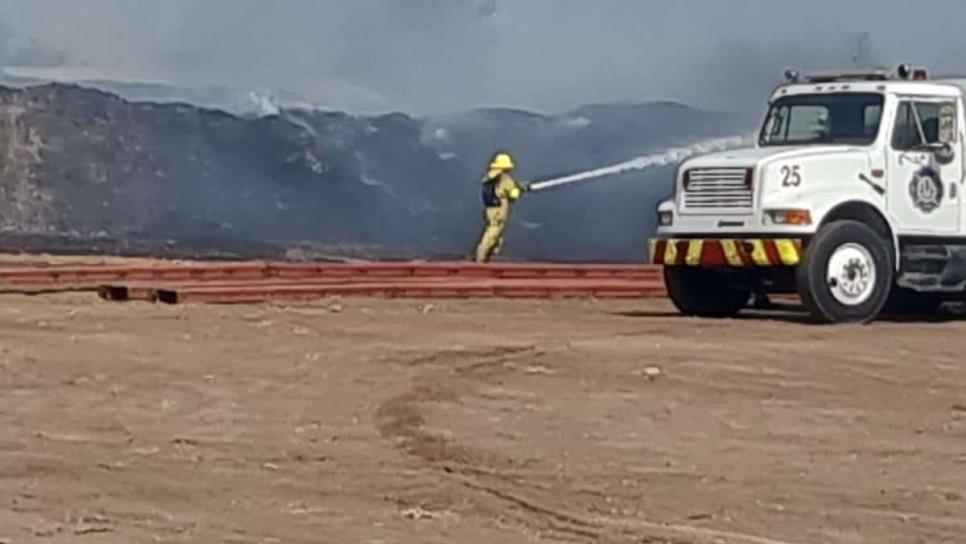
(650, 65, 966, 323)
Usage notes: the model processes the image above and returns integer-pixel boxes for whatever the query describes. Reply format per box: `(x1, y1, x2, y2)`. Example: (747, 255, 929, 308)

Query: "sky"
(1, 0, 966, 116)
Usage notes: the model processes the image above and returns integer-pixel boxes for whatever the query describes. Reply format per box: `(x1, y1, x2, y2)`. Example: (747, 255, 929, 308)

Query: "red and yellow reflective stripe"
(747, 240, 771, 266)
(649, 238, 804, 267)
(664, 240, 679, 265)
(685, 240, 703, 266)
(774, 239, 803, 266)
(720, 240, 745, 266)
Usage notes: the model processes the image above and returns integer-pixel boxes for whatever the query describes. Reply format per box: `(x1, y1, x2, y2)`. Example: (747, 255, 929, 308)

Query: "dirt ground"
(0, 293, 964, 544)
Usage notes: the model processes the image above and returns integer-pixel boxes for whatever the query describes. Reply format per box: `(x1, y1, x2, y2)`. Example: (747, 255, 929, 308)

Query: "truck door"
(887, 98, 962, 234)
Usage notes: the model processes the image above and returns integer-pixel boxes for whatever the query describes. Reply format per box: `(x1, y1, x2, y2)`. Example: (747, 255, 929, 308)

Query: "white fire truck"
(650, 65, 966, 323)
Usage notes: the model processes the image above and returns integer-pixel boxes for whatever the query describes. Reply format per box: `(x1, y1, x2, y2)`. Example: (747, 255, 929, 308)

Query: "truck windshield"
(759, 93, 884, 146)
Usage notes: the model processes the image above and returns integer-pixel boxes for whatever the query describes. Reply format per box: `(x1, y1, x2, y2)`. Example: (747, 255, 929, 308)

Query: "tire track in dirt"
(375, 345, 605, 541)
(375, 345, 803, 544)
(376, 346, 531, 461)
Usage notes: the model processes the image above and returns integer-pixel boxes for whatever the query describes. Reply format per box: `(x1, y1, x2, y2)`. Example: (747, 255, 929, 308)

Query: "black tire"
(664, 267, 751, 318)
(796, 220, 893, 324)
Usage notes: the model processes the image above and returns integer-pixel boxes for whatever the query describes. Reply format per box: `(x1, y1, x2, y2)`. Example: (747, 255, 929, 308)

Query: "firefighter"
(475, 152, 527, 263)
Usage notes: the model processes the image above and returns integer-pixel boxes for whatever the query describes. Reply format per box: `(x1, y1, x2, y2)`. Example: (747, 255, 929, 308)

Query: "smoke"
(5, 0, 966, 265)
(331, 0, 501, 113)
(529, 134, 754, 192)
(476, 0, 499, 17)
(4, 0, 966, 115)
(0, 22, 67, 69)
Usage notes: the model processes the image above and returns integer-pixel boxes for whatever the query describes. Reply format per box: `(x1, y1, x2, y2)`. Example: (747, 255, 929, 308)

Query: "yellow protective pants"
(475, 207, 508, 263)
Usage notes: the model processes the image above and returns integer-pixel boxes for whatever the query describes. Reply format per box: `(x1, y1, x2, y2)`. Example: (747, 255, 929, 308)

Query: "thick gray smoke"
(4, 0, 966, 263)
(0, 22, 66, 68)
(3, 0, 966, 115)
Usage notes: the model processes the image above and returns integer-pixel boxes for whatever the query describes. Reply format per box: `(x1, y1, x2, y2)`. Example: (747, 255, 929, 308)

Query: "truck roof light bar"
(783, 64, 930, 84)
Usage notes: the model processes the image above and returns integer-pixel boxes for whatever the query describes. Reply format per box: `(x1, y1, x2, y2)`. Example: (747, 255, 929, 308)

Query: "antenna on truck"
(851, 32, 872, 66)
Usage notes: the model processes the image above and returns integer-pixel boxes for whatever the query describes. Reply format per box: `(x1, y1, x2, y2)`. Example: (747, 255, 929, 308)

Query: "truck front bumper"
(649, 238, 806, 267)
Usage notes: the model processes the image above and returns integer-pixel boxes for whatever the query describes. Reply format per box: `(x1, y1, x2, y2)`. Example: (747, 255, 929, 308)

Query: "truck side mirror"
(932, 141, 956, 165)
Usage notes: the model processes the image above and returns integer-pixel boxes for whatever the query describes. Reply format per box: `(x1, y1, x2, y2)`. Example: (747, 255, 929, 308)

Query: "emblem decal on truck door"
(909, 167, 944, 213)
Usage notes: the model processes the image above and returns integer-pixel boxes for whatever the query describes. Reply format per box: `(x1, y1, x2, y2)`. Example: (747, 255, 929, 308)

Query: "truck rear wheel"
(797, 220, 893, 324)
(664, 267, 751, 318)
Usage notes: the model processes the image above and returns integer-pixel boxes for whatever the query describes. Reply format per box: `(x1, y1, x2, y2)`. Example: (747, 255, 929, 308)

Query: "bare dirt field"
(0, 293, 964, 544)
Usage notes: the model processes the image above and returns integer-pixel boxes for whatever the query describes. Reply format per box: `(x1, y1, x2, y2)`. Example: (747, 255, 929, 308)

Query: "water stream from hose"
(528, 134, 753, 192)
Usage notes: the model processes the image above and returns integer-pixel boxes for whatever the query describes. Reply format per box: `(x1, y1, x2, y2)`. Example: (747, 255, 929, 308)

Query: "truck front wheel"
(664, 267, 751, 318)
(797, 220, 893, 324)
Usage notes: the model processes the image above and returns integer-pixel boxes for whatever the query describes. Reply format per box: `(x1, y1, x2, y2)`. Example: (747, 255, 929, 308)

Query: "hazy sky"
(1, 0, 965, 115)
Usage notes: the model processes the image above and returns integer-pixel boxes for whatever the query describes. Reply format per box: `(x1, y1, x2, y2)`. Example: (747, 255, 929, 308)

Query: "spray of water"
(528, 134, 754, 192)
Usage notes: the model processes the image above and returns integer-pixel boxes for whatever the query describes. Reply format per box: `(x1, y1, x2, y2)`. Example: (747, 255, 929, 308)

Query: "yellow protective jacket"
(481, 171, 524, 215)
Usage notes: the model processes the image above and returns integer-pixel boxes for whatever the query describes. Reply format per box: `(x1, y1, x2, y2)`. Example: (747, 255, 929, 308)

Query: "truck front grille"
(682, 168, 753, 212)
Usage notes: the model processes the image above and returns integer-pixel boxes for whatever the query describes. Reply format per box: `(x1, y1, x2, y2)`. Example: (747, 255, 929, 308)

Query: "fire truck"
(650, 64, 966, 323)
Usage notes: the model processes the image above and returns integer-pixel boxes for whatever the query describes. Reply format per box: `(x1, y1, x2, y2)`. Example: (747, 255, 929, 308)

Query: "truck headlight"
(766, 209, 812, 226)
(658, 211, 674, 226)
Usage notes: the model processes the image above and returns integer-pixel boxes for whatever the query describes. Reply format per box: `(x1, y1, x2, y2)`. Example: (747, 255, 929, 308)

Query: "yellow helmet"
(488, 152, 515, 172)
